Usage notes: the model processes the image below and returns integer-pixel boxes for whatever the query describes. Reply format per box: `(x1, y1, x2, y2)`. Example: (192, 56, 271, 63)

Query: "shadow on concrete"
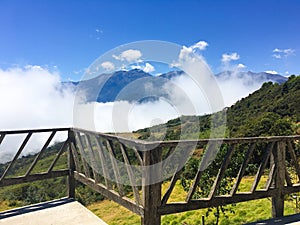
(0, 198, 74, 220)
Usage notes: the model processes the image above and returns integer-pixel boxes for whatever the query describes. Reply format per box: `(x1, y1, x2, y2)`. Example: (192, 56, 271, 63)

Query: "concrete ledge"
(0, 198, 107, 225)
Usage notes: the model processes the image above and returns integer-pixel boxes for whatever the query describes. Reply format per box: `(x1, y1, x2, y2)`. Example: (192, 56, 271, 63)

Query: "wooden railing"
(1, 127, 300, 225)
(0, 128, 71, 191)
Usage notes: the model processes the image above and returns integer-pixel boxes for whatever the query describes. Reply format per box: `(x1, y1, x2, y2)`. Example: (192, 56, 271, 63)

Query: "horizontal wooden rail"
(0, 170, 69, 187)
(0, 127, 70, 135)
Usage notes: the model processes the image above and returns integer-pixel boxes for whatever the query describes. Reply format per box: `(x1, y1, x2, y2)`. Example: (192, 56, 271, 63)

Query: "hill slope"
(136, 74, 300, 139)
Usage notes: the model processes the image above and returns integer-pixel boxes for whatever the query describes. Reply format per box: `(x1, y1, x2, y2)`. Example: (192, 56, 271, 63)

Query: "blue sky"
(1, 0, 300, 80)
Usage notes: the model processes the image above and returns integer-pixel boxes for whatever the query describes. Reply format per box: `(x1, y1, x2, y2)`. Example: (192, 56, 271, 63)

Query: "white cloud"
(130, 62, 155, 73)
(237, 63, 246, 69)
(191, 40, 209, 51)
(101, 61, 115, 71)
(272, 48, 295, 58)
(0, 66, 74, 130)
(272, 54, 282, 59)
(221, 52, 240, 63)
(216, 70, 269, 106)
(0, 65, 75, 162)
(95, 29, 103, 33)
(24, 65, 43, 70)
(171, 45, 202, 67)
(265, 70, 278, 75)
(112, 49, 142, 62)
(171, 40, 208, 68)
(179, 46, 193, 61)
(143, 63, 155, 73)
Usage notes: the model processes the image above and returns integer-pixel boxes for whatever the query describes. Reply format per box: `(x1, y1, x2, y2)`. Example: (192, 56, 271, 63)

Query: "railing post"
(67, 129, 76, 199)
(142, 147, 162, 225)
(272, 141, 286, 218)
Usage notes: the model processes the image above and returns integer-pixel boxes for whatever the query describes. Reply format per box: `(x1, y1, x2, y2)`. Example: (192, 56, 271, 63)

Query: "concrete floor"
(0, 198, 107, 225)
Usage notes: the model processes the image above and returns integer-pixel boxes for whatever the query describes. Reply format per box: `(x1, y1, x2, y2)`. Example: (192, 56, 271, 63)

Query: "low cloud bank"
(0, 65, 272, 162)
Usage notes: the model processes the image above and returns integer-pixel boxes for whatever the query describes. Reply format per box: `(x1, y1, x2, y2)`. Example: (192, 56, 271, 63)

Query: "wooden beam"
(120, 143, 142, 205)
(208, 144, 236, 199)
(95, 137, 112, 189)
(158, 189, 278, 215)
(106, 140, 125, 196)
(0, 134, 5, 145)
(186, 142, 220, 202)
(250, 142, 274, 192)
(272, 141, 286, 218)
(70, 142, 82, 173)
(0, 127, 69, 135)
(67, 132, 76, 199)
(142, 148, 162, 225)
(0, 170, 69, 187)
(287, 141, 300, 181)
(161, 169, 181, 205)
(231, 143, 255, 195)
(47, 139, 68, 173)
(74, 171, 144, 216)
(25, 131, 56, 176)
(84, 134, 100, 182)
(75, 132, 91, 178)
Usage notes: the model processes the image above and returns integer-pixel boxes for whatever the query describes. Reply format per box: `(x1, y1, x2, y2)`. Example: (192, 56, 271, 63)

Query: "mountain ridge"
(68, 69, 288, 103)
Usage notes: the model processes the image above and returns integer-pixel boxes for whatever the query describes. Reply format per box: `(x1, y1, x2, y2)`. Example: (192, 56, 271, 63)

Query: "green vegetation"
(88, 181, 297, 225)
(228, 75, 300, 137)
(135, 75, 300, 140)
(0, 142, 103, 208)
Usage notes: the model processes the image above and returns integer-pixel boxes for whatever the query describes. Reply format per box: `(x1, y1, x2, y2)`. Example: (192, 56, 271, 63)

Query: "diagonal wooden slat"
(285, 168, 293, 187)
(95, 137, 112, 189)
(84, 134, 100, 182)
(0, 132, 32, 181)
(162, 169, 182, 205)
(132, 146, 143, 166)
(0, 134, 6, 146)
(106, 140, 125, 196)
(265, 163, 276, 190)
(120, 143, 142, 205)
(75, 132, 91, 178)
(250, 142, 274, 193)
(230, 143, 256, 196)
(186, 142, 218, 202)
(70, 142, 82, 173)
(47, 140, 68, 173)
(208, 144, 236, 199)
(162, 146, 175, 167)
(287, 141, 300, 181)
(25, 131, 56, 177)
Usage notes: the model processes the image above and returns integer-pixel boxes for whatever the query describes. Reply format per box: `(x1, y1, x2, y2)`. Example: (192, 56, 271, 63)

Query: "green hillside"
(136, 74, 300, 140)
(228, 74, 300, 137)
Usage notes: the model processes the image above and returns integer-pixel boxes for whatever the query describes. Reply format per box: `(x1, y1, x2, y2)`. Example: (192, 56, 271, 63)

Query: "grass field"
(87, 178, 298, 225)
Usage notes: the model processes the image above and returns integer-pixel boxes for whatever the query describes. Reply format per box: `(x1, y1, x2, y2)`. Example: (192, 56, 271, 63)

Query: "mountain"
(216, 71, 288, 84)
(68, 69, 288, 103)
